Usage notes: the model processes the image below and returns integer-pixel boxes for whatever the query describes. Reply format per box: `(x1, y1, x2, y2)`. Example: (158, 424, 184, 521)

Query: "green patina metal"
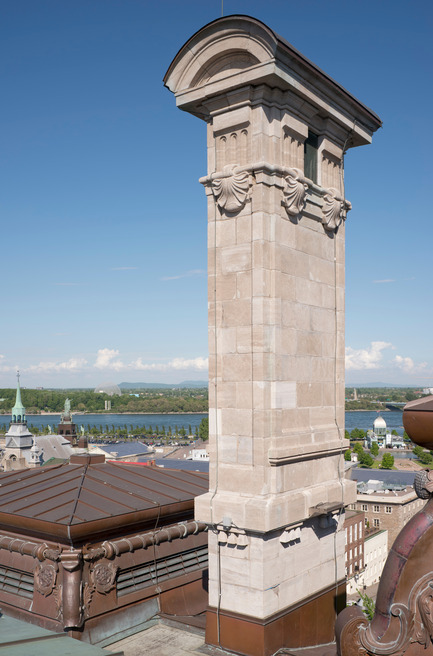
(11, 372, 26, 424)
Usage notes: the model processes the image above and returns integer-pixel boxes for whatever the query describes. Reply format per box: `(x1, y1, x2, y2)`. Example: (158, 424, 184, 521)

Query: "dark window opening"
(304, 131, 319, 183)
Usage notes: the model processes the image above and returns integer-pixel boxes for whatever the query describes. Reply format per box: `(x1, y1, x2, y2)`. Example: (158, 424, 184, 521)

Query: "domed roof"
(94, 382, 121, 397)
(373, 415, 387, 429)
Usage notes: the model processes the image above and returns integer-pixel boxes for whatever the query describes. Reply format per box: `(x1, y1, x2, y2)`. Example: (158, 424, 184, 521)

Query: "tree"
(344, 430, 350, 440)
(391, 429, 399, 436)
(357, 590, 375, 621)
(381, 453, 394, 469)
(360, 451, 374, 468)
(344, 449, 352, 461)
(199, 417, 209, 441)
(419, 451, 433, 465)
(370, 442, 379, 457)
(351, 428, 366, 441)
(413, 446, 424, 458)
(353, 442, 364, 456)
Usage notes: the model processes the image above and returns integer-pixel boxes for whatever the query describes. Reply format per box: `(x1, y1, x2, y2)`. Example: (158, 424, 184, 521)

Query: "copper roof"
(0, 456, 208, 544)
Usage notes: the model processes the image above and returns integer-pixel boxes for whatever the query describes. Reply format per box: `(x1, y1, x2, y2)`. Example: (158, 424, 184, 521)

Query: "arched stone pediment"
(191, 50, 260, 88)
(164, 15, 277, 96)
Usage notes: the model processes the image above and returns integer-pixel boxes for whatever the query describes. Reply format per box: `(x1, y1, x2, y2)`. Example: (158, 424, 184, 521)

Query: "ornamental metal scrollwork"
(91, 562, 118, 594)
(211, 165, 250, 213)
(34, 561, 57, 597)
(322, 187, 351, 232)
(283, 168, 308, 217)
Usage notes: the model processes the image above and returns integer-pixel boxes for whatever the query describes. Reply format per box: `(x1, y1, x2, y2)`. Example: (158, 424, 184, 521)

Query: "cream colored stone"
(166, 12, 380, 625)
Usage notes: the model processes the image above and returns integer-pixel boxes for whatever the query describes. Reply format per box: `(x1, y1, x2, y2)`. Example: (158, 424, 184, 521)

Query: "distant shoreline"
(23, 411, 208, 416)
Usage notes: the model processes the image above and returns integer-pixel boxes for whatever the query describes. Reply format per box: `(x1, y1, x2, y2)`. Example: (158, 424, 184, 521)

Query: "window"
(374, 518, 380, 528)
(359, 522, 363, 537)
(361, 504, 368, 512)
(385, 506, 392, 514)
(373, 505, 380, 513)
(304, 130, 318, 183)
(354, 524, 357, 540)
(364, 517, 368, 526)
(349, 526, 352, 542)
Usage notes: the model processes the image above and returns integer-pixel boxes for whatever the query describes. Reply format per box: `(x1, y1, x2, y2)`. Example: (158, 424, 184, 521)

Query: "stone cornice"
(200, 161, 350, 231)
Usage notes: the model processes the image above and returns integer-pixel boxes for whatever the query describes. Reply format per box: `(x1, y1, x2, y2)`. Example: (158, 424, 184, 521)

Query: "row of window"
(365, 517, 380, 528)
(345, 521, 363, 545)
(347, 545, 363, 561)
(361, 503, 392, 513)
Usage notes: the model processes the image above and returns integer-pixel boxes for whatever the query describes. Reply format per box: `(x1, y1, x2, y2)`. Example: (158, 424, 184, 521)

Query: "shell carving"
(212, 166, 250, 213)
(283, 168, 308, 217)
(322, 187, 351, 232)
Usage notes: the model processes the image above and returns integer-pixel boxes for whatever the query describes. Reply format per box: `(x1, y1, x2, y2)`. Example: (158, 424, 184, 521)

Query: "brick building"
(344, 511, 364, 593)
(353, 487, 425, 548)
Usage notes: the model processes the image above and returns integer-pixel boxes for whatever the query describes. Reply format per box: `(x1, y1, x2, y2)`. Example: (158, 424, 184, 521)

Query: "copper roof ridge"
(66, 462, 89, 540)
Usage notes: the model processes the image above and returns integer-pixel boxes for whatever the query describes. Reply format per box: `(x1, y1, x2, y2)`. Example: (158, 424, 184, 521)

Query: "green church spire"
(12, 371, 26, 424)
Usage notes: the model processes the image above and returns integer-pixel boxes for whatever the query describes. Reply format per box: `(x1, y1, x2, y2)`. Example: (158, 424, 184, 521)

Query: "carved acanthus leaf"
(322, 187, 351, 232)
(211, 165, 250, 213)
(283, 168, 308, 217)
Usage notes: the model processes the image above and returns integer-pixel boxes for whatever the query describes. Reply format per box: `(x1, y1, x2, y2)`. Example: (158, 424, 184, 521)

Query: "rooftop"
(0, 457, 208, 543)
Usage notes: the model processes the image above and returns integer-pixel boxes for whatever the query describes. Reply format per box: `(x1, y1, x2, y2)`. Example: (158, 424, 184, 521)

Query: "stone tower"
(165, 16, 381, 656)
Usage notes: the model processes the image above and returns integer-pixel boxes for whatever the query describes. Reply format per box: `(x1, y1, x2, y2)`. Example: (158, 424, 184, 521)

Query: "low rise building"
(361, 529, 388, 589)
(344, 510, 364, 595)
(353, 483, 425, 547)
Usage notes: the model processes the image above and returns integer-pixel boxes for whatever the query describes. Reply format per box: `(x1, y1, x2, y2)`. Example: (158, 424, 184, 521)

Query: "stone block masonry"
(165, 15, 381, 656)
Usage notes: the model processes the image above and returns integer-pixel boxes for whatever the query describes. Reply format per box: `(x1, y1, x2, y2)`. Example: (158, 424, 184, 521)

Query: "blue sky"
(1, 0, 432, 388)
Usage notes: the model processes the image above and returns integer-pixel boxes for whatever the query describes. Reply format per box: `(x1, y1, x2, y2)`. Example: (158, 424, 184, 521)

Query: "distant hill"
(345, 382, 419, 388)
(118, 381, 207, 389)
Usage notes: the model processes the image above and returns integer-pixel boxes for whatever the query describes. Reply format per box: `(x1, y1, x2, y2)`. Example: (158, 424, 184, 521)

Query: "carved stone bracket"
(322, 187, 351, 232)
(282, 167, 308, 217)
(217, 528, 249, 548)
(211, 165, 250, 213)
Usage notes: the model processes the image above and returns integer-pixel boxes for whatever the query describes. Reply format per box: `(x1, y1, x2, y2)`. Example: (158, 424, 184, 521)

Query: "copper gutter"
(0, 534, 60, 561)
(84, 520, 207, 561)
(0, 521, 207, 563)
(0, 499, 195, 544)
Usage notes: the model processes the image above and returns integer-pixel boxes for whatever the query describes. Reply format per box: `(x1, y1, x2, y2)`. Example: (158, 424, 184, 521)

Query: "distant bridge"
(385, 403, 405, 411)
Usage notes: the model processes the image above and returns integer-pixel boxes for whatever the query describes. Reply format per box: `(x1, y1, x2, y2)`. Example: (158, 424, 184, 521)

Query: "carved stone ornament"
(283, 168, 308, 217)
(91, 562, 118, 594)
(322, 187, 351, 232)
(34, 562, 57, 597)
(211, 165, 250, 213)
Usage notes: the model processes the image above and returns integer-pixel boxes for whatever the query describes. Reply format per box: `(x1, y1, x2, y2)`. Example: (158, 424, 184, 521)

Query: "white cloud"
(26, 357, 88, 373)
(161, 269, 205, 281)
(0, 355, 13, 373)
(94, 348, 126, 371)
(394, 355, 428, 374)
(345, 341, 393, 370)
(373, 279, 395, 284)
(132, 356, 208, 372)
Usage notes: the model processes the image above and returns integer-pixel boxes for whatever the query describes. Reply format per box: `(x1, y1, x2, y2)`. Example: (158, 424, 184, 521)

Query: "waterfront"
(0, 410, 404, 435)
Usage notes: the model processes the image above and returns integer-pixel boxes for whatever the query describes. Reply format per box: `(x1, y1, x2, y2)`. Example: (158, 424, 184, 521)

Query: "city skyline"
(1, 0, 432, 388)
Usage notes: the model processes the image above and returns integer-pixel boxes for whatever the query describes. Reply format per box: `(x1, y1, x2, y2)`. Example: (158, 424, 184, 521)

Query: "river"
(0, 410, 404, 435)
